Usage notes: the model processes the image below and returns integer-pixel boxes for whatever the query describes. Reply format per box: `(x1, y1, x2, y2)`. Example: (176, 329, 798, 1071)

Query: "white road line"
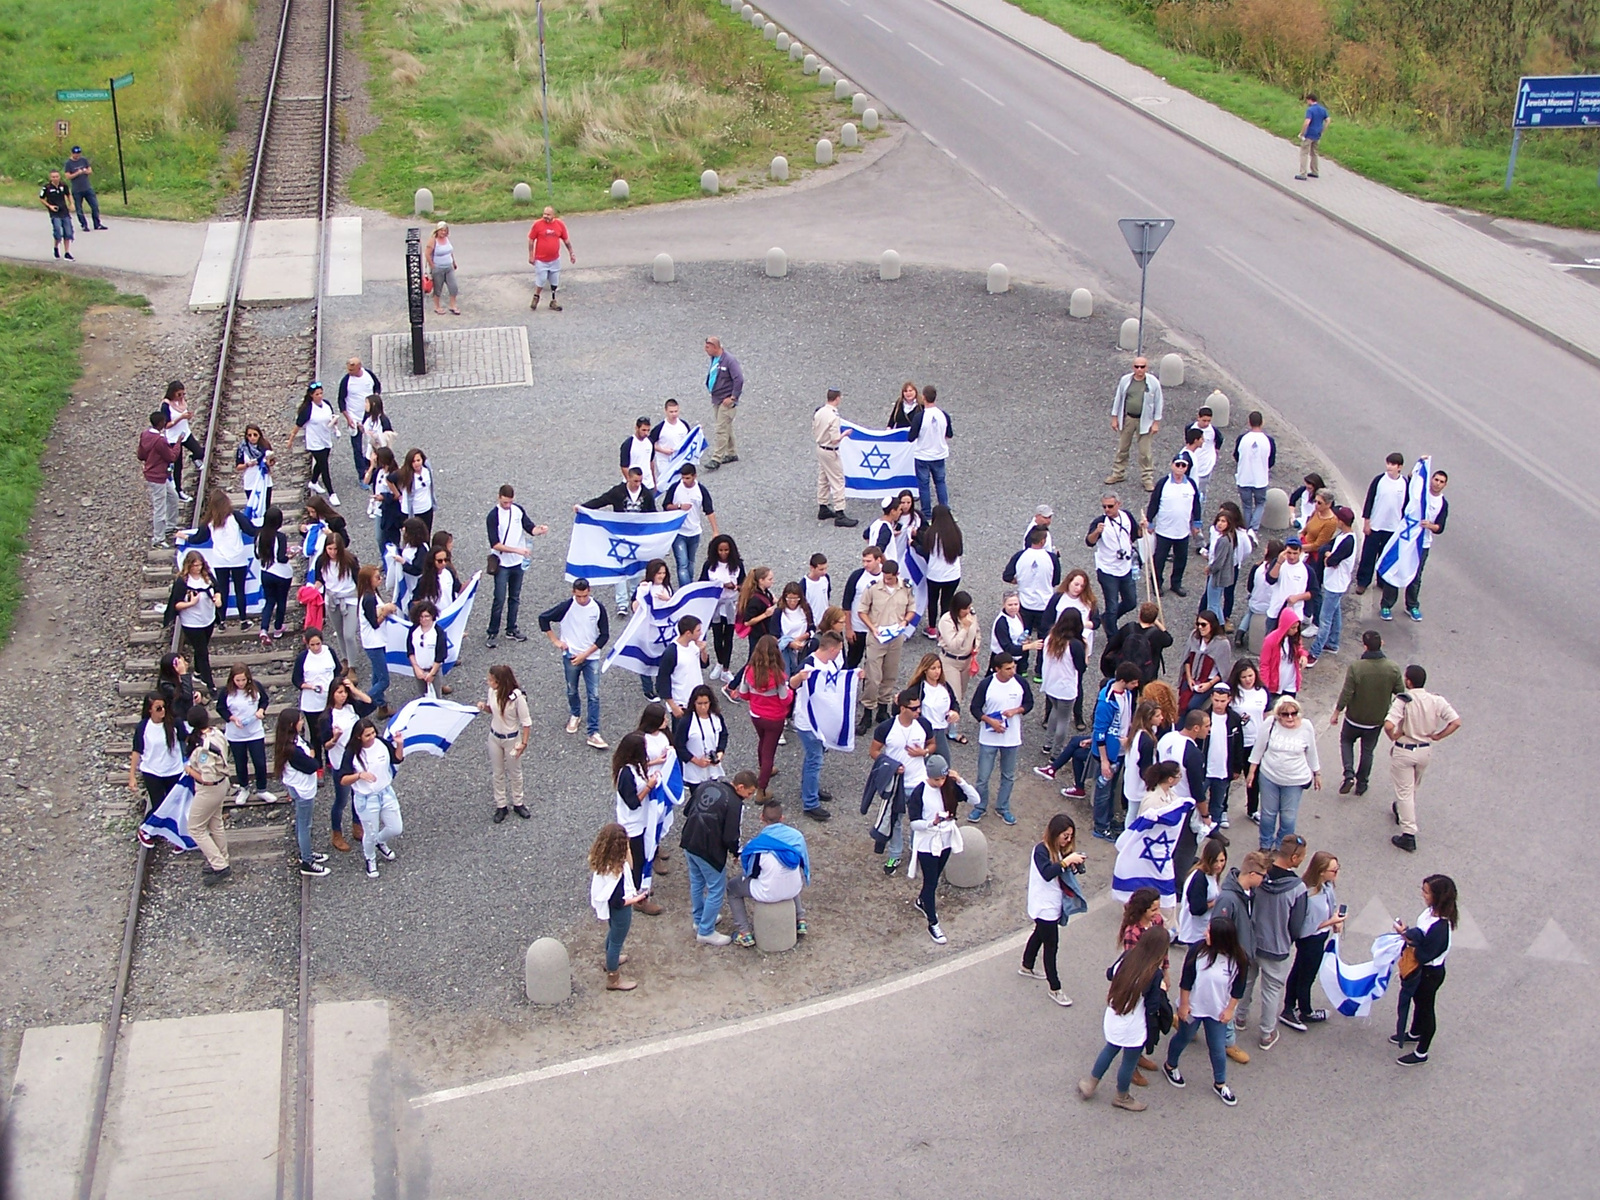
(942, 147, 959, 161)
(922, 130, 941, 146)
(1025, 119, 1079, 156)
(1105, 172, 1166, 214)
(1208, 242, 1600, 522)
(864, 13, 893, 31)
(907, 41, 944, 66)
(960, 77, 1005, 107)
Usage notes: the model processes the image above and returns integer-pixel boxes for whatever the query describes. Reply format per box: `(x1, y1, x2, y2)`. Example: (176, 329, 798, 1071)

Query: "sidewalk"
(937, 0, 1600, 368)
(0, 204, 205, 277)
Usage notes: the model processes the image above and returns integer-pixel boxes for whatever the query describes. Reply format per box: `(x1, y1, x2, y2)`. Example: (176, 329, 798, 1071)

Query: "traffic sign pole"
(1136, 224, 1150, 354)
(109, 77, 128, 204)
(1117, 217, 1176, 357)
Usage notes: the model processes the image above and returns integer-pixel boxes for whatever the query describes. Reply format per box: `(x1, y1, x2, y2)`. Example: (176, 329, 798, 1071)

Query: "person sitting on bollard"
(727, 798, 810, 946)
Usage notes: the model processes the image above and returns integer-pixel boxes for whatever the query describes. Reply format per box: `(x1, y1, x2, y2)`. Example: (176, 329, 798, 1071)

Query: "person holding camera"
(1021, 812, 1086, 1007)
(1088, 492, 1139, 636)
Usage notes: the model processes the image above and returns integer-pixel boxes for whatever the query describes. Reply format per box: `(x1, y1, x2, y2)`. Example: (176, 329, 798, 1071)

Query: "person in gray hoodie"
(1210, 850, 1268, 1065)
(1240, 835, 1308, 1050)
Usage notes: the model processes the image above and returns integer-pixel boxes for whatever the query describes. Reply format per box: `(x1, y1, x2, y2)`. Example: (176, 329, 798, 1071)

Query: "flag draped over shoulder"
(839, 422, 917, 499)
(1378, 456, 1430, 589)
(655, 424, 708, 499)
(1319, 932, 1405, 1017)
(901, 541, 928, 628)
(602, 581, 722, 676)
(1111, 796, 1195, 902)
(565, 507, 687, 584)
(641, 753, 685, 888)
(382, 570, 482, 674)
(792, 657, 859, 752)
(175, 530, 264, 613)
(303, 521, 329, 585)
(384, 696, 479, 756)
(138, 776, 197, 851)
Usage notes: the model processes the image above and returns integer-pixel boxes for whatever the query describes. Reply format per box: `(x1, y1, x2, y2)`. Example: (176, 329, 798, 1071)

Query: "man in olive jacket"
(1328, 629, 1403, 795)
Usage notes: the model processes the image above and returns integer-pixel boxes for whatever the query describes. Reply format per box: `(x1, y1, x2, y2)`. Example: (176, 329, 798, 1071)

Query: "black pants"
(917, 849, 950, 926)
(141, 772, 180, 814)
(628, 833, 647, 890)
(261, 572, 291, 633)
(1356, 529, 1393, 589)
(1171, 820, 1199, 896)
(711, 619, 734, 669)
(1072, 669, 1087, 726)
(926, 578, 959, 631)
(1286, 931, 1328, 1017)
(308, 447, 334, 493)
(1396, 965, 1446, 1054)
(1153, 534, 1189, 590)
(215, 565, 250, 624)
(1340, 721, 1382, 786)
(182, 622, 215, 689)
(846, 629, 867, 671)
(1245, 766, 1261, 817)
(1023, 917, 1061, 989)
(230, 739, 269, 791)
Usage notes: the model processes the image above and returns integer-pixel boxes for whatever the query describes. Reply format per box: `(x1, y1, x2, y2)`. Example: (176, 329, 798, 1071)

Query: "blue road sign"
(1513, 75, 1600, 128)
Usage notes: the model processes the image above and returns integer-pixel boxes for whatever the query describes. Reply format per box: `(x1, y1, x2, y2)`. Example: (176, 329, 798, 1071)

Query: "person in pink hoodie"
(1257, 609, 1306, 704)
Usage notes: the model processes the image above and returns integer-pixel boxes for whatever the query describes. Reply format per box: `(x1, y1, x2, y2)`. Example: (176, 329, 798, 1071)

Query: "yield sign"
(1118, 218, 1175, 268)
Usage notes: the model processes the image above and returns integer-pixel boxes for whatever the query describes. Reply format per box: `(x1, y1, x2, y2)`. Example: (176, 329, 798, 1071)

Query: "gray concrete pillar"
(610, 178, 630, 201)
(653, 253, 675, 283)
(790, 41, 805, 61)
(763, 21, 778, 40)
(740, 4, 753, 19)
(946, 827, 989, 888)
(765, 247, 788, 277)
(524, 938, 571, 1004)
(512, 182, 532, 203)
(752, 899, 798, 951)
(835, 79, 853, 101)
(750, 10, 764, 27)
(841, 122, 858, 148)
(413, 187, 433, 215)
(1069, 287, 1093, 318)
(1205, 388, 1231, 427)
(770, 155, 789, 181)
(987, 263, 1010, 294)
(852, 92, 868, 115)
(776, 32, 790, 50)
(1159, 352, 1185, 388)
(1119, 317, 1140, 351)
(819, 66, 837, 87)
(802, 53, 818, 74)
(862, 107, 879, 131)
(880, 249, 902, 280)
(1262, 487, 1292, 529)
(815, 138, 833, 164)
(700, 169, 719, 195)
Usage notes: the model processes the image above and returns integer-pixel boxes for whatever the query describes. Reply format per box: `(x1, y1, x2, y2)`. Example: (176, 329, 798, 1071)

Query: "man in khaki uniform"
(813, 388, 857, 528)
(186, 714, 234, 884)
(1383, 664, 1460, 852)
(856, 560, 915, 732)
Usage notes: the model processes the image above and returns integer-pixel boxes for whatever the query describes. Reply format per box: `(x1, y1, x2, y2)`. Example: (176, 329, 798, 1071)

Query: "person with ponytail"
(1080, 926, 1171, 1112)
(1392, 874, 1457, 1066)
(1020, 812, 1086, 1007)
(274, 711, 330, 877)
(255, 506, 294, 644)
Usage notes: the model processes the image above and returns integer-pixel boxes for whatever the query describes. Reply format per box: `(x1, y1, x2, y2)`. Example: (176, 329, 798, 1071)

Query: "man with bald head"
(528, 205, 575, 310)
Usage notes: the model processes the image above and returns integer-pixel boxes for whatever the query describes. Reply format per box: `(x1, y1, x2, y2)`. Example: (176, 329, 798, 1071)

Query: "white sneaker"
(586, 733, 609, 749)
(696, 931, 733, 946)
(565, 715, 581, 734)
(777, 733, 787, 746)
(327, 492, 341, 507)
(232, 787, 249, 806)
(256, 790, 278, 803)
(306, 481, 326, 495)
(928, 923, 947, 945)
(365, 859, 379, 878)
(1049, 989, 1073, 1007)
(1019, 965, 1047, 980)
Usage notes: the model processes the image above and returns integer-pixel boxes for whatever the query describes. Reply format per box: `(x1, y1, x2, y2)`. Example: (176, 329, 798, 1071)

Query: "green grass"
(0, 0, 253, 220)
(1008, 0, 1600, 230)
(0, 265, 147, 641)
(350, 0, 862, 219)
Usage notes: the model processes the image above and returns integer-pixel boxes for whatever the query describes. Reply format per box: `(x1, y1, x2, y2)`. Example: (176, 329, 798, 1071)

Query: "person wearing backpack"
(1103, 601, 1172, 686)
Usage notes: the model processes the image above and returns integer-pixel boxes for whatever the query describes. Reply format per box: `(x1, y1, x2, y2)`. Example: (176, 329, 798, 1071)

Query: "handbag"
(1398, 943, 1420, 979)
(422, 274, 433, 294)
(485, 553, 500, 577)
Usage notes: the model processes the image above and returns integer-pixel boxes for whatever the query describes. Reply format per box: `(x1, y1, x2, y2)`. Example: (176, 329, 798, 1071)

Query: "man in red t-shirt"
(528, 206, 576, 311)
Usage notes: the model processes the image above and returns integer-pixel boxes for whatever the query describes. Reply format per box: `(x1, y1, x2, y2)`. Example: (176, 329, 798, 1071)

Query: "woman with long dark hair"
(235, 423, 275, 513)
(730, 634, 792, 799)
(1040, 608, 1088, 761)
(1045, 569, 1098, 726)
(611, 732, 663, 914)
(774, 582, 816, 678)
(321, 676, 371, 851)
(356, 565, 396, 717)
(735, 566, 778, 682)
(1228, 659, 1268, 820)
(317, 532, 362, 668)
(1282, 850, 1343, 1031)
(698, 534, 745, 683)
(907, 652, 960, 763)
(370, 445, 403, 553)
(887, 380, 919, 429)
(129, 692, 186, 813)
(480, 664, 532, 822)
(218, 663, 271, 805)
(1392, 874, 1457, 1065)
(393, 447, 436, 532)
(158, 651, 201, 720)
(289, 382, 341, 505)
(1021, 811, 1086, 1006)
(255, 505, 294, 645)
(590, 822, 645, 991)
(1080, 925, 1170, 1111)
(935, 590, 979, 714)
(274, 711, 331, 877)
(1180, 610, 1233, 712)
(673, 684, 728, 791)
(919, 504, 964, 635)
(1161, 916, 1248, 1105)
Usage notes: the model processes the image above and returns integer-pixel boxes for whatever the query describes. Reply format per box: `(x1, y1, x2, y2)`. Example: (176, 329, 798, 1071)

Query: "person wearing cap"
(813, 387, 857, 526)
(63, 146, 106, 231)
(1265, 537, 1313, 622)
(907, 753, 975, 944)
(1383, 665, 1460, 853)
(1106, 356, 1164, 491)
(1146, 455, 1203, 598)
(580, 467, 657, 615)
(908, 384, 953, 517)
(528, 205, 575, 310)
(1025, 504, 1055, 553)
(701, 336, 743, 471)
(1306, 506, 1356, 666)
(424, 222, 461, 315)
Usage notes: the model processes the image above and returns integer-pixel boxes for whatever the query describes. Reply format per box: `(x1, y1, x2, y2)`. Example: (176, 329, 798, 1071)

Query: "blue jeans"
(50, 213, 73, 242)
(261, 573, 291, 634)
(1239, 486, 1267, 531)
(1309, 588, 1344, 657)
(365, 646, 390, 709)
(73, 189, 101, 228)
(292, 786, 315, 863)
(488, 564, 525, 636)
(972, 743, 1018, 819)
(614, 573, 640, 612)
(1050, 734, 1094, 787)
(605, 903, 633, 971)
(781, 644, 807, 678)
(564, 653, 601, 734)
(331, 779, 353, 834)
(685, 851, 728, 936)
(797, 727, 825, 810)
(915, 458, 948, 516)
(1206, 776, 1230, 820)
(673, 534, 700, 588)
(1097, 570, 1138, 636)
(1091, 1042, 1142, 1093)
(1165, 1016, 1229, 1085)
(1257, 776, 1305, 849)
(1093, 761, 1118, 833)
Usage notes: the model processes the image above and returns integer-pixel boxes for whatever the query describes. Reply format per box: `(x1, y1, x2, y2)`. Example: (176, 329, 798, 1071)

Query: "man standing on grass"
(41, 171, 74, 260)
(528, 206, 575, 311)
(64, 146, 107, 232)
(701, 336, 743, 471)
(1295, 92, 1329, 181)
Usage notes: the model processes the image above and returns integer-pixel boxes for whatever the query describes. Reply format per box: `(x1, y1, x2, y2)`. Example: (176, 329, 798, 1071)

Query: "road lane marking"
(1208, 242, 1600, 521)
(1025, 119, 1079, 156)
(961, 77, 1005, 106)
(864, 13, 893, 31)
(1105, 172, 1166, 214)
(907, 41, 944, 66)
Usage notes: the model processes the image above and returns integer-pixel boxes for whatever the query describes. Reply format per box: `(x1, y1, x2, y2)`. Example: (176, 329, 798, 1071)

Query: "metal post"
(1136, 225, 1150, 356)
(109, 77, 128, 204)
(406, 228, 426, 375)
(537, 0, 554, 200)
(1504, 128, 1522, 193)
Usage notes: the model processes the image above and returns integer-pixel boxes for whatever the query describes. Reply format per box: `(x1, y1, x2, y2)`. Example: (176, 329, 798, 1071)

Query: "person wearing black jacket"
(1204, 684, 1244, 827)
(679, 771, 756, 945)
(485, 484, 549, 648)
(1102, 602, 1173, 686)
(1146, 456, 1203, 597)
(619, 416, 657, 490)
(581, 465, 657, 614)
(1392, 874, 1457, 1065)
(1161, 707, 1213, 887)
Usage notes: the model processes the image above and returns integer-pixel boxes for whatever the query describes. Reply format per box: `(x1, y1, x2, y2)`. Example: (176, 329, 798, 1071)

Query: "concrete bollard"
(1119, 317, 1140, 351)
(776, 32, 790, 50)
(1069, 287, 1094, 318)
(1205, 388, 1231, 427)
(512, 181, 533, 203)
(815, 138, 833, 165)
(835, 79, 853, 101)
(862, 107, 879, 131)
(790, 41, 805, 61)
(803, 53, 818, 74)
(653, 253, 675, 283)
(819, 66, 837, 87)
(1262, 487, 1292, 529)
(750, 10, 764, 27)
(1159, 352, 1185, 388)
(841, 122, 858, 148)
(852, 92, 868, 115)
(946, 826, 989, 888)
(740, 3, 753, 18)
(700, 169, 719, 195)
(752, 899, 798, 951)
(610, 178, 630, 201)
(523, 938, 571, 1004)
(987, 263, 1010, 294)
(763, 21, 777, 39)
(880, 249, 902, 280)
(765, 247, 788, 277)
(413, 187, 434, 215)
(770, 154, 789, 181)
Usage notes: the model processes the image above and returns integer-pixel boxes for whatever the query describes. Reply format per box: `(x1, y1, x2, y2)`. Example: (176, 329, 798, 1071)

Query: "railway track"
(82, 0, 338, 1196)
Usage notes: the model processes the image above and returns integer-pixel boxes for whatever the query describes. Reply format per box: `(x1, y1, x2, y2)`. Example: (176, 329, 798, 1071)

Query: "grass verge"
(0, 0, 255, 220)
(1006, 0, 1600, 231)
(0, 265, 146, 641)
(350, 0, 860, 220)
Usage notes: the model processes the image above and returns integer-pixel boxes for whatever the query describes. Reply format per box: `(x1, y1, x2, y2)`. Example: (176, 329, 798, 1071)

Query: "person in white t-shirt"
(1231, 411, 1276, 532)
(485, 483, 550, 649)
(1307, 507, 1357, 663)
(968, 655, 1033, 824)
(1189, 407, 1221, 505)
(651, 398, 691, 486)
(1356, 451, 1408, 593)
(620, 416, 657, 491)
(662, 462, 716, 586)
(289, 383, 341, 506)
(908, 384, 953, 517)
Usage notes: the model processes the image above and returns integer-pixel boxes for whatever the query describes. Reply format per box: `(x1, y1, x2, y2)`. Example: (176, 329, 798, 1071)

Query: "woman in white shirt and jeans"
(1245, 696, 1321, 851)
(1161, 916, 1248, 1105)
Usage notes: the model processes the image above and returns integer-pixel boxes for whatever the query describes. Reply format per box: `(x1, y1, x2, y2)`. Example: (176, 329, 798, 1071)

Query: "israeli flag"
(839, 422, 917, 499)
(1377, 456, 1430, 590)
(175, 527, 264, 613)
(602, 580, 722, 676)
(382, 570, 483, 674)
(1111, 795, 1195, 902)
(901, 541, 929, 629)
(793, 656, 859, 752)
(303, 521, 328, 585)
(565, 506, 687, 584)
(244, 478, 270, 524)
(641, 753, 686, 887)
(384, 696, 479, 757)
(137, 776, 198, 852)
(655, 424, 708, 499)
(1318, 932, 1406, 1017)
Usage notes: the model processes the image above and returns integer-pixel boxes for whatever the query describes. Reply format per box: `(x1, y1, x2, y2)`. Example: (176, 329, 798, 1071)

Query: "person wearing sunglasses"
(868, 688, 936, 875)
(1246, 697, 1322, 851)
(1087, 493, 1139, 637)
(1106, 357, 1164, 492)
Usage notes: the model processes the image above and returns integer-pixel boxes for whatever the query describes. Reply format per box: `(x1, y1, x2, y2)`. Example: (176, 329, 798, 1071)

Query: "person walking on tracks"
(184, 708, 233, 885)
(529, 206, 575, 311)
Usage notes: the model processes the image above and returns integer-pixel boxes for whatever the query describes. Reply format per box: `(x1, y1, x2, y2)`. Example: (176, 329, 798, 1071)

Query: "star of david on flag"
(1138, 827, 1176, 873)
(1112, 794, 1194, 902)
(839, 422, 917, 499)
(608, 536, 643, 568)
(1377, 455, 1430, 590)
(603, 580, 723, 677)
(566, 506, 687, 584)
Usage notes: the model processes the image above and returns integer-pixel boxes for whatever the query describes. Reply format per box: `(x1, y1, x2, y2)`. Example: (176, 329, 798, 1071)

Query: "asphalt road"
(407, 2, 1599, 1192)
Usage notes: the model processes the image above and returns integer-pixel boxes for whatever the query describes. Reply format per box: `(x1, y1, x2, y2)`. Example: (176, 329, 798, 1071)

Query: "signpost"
(54, 73, 134, 203)
(405, 228, 427, 375)
(55, 120, 69, 143)
(1505, 74, 1600, 191)
(1117, 217, 1175, 356)
(536, 0, 554, 199)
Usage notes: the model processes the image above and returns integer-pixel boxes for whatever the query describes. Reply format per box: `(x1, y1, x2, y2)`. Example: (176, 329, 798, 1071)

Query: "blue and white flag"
(792, 656, 859, 752)
(303, 521, 329, 585)
(655, 424, 708, 499)
(839, 422, 917, 499)
(243, 478, 270, 524)
(641, 752, 686, 886)
(602, 580, 722, 676)
(1377, 456, 1430, 590)
(137, 776, 198, 852)
(384, 696, 479, 757)
(901, 541, 928, 628)
(1318, 932, 1405, 1017)
(382, 570, 483, 675)
(1111, 795, 1195, 902)
(175, 528, 264, 613)
(565, 507, 688, 584)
